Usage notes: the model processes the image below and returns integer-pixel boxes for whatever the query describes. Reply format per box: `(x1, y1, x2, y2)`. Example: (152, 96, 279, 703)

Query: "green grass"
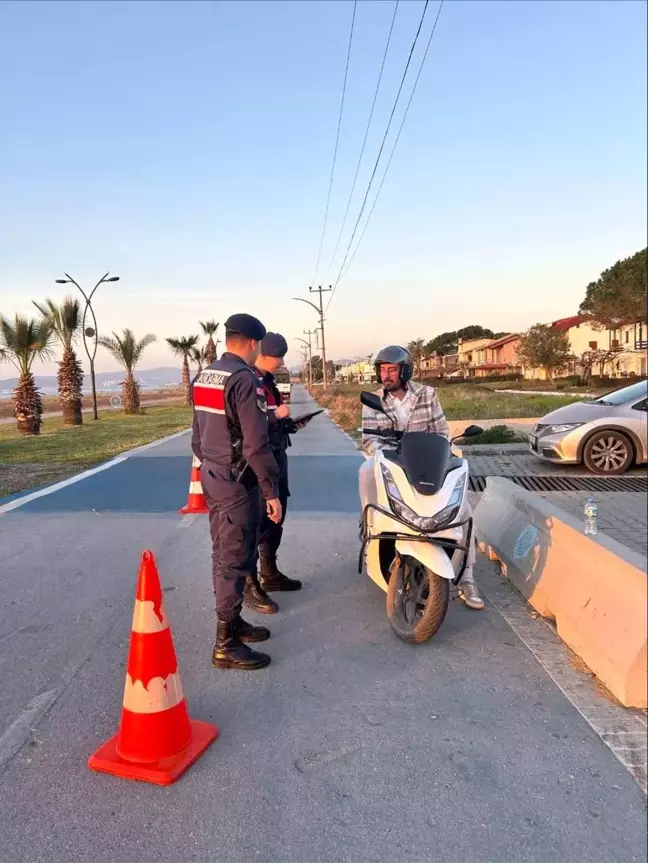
(0, 405, 192, 497)
(435, 385, 582, 419)
(314, 383, 582, 425)
(0, 405, 192, 464)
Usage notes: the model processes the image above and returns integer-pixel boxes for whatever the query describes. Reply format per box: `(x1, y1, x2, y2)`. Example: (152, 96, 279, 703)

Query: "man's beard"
(382, 380, 401, 392)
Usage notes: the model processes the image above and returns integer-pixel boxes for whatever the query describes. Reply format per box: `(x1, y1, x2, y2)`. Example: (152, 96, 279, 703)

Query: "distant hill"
(0, 366, 182, 392)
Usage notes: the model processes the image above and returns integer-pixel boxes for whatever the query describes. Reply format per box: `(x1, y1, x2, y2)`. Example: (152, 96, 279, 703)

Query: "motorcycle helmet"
(373, 344, 413, 384)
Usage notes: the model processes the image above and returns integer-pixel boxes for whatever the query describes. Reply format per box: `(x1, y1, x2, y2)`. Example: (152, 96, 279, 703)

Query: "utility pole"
(293, 285, 332, 388)
(303, 329, 317, 385)
(295, 336, 313, 387)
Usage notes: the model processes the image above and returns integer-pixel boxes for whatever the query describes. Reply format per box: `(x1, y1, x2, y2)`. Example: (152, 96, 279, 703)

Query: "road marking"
(177, 514, 199, 529)
(481, 564, 647, 794)
(0, 689, 60, 771)
(0, 428, 190, 515)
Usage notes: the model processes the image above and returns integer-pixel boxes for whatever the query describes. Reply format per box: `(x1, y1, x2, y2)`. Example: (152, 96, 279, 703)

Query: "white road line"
(0, 427, 191, 515)
(177, 514, 199, 529)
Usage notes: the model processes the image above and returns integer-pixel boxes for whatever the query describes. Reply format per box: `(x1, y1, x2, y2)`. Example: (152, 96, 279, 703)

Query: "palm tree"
(0, 315, 54, 434)
(98, 329, 156, 414)
(407, 338, 426, 380)
(191, 345, 209, 375)
(199, 321, 219, 364)
(33, 297, 84, 426)
(167, 335, 199, 404)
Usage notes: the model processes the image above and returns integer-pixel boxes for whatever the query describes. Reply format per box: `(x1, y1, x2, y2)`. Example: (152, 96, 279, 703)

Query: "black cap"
(224, 313, 266, 341)
(260, 332, 288, 358)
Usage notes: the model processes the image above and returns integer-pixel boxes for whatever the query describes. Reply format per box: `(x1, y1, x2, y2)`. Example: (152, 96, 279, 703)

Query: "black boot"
(243, 572, 279, 614)
(233, 613, 271, 643)
(212, 618, 271, 670)
(260, 555, 302, 592)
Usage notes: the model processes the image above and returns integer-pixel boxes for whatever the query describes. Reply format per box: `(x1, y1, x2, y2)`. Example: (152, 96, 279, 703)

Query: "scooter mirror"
(360, 391, 387, 415)
(450, 424, 484, 443)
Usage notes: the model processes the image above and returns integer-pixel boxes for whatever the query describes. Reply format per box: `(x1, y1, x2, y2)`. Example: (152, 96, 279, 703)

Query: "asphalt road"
(0, 386, 645, 863)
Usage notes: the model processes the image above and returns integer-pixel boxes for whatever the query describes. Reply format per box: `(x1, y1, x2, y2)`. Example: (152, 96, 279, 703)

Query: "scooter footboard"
(395, 540, 456, 581)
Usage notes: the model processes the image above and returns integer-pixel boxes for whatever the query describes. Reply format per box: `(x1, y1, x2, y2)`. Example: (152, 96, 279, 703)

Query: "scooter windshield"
(386, 431, 451, 496)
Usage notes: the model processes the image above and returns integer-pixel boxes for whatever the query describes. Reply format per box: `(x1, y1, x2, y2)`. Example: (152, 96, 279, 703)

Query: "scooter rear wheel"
(386, 555, 449, 644)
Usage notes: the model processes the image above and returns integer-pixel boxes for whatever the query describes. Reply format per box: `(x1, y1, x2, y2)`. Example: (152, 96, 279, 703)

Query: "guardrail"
(474, 476, 647, 708)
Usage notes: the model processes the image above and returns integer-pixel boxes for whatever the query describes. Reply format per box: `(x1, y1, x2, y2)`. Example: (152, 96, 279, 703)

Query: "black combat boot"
(243, 572, 279, 614)
(259, 553, 302, 592)
(212, 618, 271, 670)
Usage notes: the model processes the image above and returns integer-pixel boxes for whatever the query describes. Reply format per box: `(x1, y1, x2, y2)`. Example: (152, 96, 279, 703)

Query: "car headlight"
(549, 423, 583, 434)
(380, 464, 464, 532)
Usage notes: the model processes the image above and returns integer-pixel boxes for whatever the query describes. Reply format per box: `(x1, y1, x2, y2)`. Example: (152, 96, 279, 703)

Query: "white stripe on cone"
(131, 599, 169, 634)
(123, 672, 184, 714)
(189, 481, 203, 494)
(192, 455, 201, 468)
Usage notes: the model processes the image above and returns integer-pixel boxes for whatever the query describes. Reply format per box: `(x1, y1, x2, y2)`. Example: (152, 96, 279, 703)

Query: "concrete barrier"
(474, 476, 647, 709)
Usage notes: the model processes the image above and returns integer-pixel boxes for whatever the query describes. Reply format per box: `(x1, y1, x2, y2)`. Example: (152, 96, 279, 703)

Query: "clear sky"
(1, 0, 645, 375)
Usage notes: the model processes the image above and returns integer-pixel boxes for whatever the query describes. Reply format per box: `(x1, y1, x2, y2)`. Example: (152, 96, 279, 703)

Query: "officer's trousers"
(201, 461, 263, 621)
(259, 450, 289, 562)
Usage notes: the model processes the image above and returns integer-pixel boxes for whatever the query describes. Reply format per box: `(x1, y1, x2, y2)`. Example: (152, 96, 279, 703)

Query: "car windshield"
(592, 380, 648, 406)
(275, 369, 290, 384)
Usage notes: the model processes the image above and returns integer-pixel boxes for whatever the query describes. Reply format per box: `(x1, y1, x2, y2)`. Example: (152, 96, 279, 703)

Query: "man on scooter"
(360, 345, 485, 610)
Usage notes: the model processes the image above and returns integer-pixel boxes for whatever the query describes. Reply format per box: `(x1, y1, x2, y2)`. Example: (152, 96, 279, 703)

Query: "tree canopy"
(579, 247, 647, 329)
(424, 325, 509, 356)
(517, 324, 572, 382)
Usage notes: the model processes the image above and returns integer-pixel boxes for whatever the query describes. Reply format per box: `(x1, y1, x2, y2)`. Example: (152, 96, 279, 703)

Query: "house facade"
(335, 359, 375, 384)
(521, 315, 648, 380)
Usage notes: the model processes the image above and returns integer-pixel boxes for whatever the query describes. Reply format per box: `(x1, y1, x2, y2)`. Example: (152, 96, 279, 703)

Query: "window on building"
(589, 341, 597, 350)
(626, 331, 630, 343)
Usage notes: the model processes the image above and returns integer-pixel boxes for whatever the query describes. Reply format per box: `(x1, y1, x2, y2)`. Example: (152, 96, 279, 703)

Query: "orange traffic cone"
(88, 550, 218, 785)
(179, 455, 209, 514)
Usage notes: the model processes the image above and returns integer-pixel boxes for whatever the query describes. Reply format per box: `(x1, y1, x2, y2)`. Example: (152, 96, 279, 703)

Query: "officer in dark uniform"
(243, 333, 302, 615)
(191, 313, 282, 671)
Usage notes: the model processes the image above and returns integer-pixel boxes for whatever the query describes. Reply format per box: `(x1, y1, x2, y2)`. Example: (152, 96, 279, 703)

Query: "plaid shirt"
(361, 381, 450, 455)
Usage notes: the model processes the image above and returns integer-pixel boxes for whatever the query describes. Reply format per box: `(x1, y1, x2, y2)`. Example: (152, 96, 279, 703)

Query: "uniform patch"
(256, 387, 268, 413)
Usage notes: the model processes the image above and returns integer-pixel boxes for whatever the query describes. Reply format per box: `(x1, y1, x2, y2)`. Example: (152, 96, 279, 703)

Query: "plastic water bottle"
(584, 496, 598, 536)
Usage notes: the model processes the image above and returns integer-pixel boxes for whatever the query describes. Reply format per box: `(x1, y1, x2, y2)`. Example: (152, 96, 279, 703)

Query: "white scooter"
(358, 391, 483, 644)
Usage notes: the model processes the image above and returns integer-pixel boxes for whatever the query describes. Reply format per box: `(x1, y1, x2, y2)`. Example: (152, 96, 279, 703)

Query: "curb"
(457, 443, 530, 456)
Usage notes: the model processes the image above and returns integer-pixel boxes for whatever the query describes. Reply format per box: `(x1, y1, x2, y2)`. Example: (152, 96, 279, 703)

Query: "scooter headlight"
(380, 465, 465, 532)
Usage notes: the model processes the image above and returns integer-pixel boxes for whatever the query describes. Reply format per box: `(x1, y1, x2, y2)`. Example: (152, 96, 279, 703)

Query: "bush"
(460, 425, 528, 446)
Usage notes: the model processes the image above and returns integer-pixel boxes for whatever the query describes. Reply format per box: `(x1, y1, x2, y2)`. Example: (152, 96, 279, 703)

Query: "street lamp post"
(55, 271, 120, 420)
(293, 285, 332, 388)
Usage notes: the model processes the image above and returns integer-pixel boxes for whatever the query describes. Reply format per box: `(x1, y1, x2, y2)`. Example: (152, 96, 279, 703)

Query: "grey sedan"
(529, 380, 648, 474)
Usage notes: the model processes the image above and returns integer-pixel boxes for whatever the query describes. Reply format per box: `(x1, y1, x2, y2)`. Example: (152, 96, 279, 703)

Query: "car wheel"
(583, 430, 634, 475)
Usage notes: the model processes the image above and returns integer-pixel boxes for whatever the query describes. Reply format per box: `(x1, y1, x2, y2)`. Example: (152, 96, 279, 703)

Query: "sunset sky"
(1, 0, 645, 375)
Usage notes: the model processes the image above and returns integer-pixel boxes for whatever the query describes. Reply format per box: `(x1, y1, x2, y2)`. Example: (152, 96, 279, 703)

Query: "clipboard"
(293, 409, 324, 426)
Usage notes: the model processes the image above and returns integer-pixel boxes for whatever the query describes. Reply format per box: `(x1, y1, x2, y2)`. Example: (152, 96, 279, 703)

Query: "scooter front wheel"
(386, 555, 449, 644)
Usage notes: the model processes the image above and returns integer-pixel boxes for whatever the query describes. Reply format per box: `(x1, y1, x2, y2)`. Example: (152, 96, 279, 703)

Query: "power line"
(338, 0, 445, 285)
(323, 0, 400, 281)
(310, 0, 357, 288)
(325, 0, 433, 313)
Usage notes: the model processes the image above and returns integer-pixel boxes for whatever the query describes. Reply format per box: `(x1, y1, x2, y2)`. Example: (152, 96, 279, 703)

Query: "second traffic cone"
(180, 455, 209, 514)
(88, 550, 218, 785)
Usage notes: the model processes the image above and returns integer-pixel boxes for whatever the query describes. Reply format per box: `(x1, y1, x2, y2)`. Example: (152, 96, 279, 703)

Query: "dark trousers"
(258, 449, 289, 562)
(201, 461, 263, 621)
